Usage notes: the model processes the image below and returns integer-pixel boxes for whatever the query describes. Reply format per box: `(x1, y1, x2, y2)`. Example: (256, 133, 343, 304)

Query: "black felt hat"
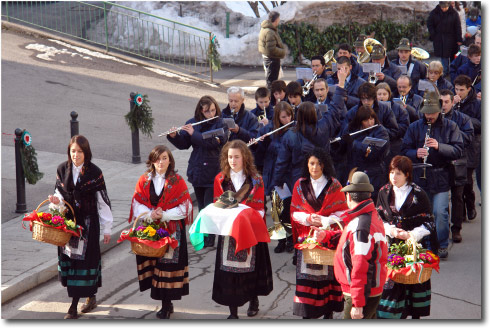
(214, 191, 239, 209)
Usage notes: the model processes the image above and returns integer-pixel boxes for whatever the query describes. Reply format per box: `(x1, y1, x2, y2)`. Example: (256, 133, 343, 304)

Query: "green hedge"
(279, 19, 424, 64)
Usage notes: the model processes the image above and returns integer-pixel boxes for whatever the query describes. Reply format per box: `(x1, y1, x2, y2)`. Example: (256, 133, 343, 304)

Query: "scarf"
(128, 172, 193, 234)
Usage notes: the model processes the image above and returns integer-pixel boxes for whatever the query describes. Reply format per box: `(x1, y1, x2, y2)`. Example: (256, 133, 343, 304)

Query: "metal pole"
(104, 2, 109, 53)
(129, 92, 141, 164)
(6, 2, 10, 22)
(70, 111, 79, 137)
(226, 12, 230, 38)
(15, 128, 27, 213)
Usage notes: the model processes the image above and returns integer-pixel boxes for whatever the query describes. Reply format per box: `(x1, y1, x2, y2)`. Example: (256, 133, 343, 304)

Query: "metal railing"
(2, 1, 214, 81)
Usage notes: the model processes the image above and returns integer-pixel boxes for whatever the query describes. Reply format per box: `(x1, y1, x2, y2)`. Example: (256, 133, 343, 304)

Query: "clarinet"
(421, 123, 432, 179)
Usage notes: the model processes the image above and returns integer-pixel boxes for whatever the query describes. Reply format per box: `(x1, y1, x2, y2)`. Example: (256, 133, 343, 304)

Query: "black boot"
(64, 297, 79, 319)
(292, 249, 297, 266)
(156, 300, 172, 319)
(286, 235, 294, 253)
(323, 311, 333, 319)
(204, 234, 216, 247)
(228, 306, 239, 319)
(247, 296, 259, 317)
(274, 239, 286, 253)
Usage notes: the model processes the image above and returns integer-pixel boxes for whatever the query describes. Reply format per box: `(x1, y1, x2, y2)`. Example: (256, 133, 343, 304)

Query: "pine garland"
(19, 131, 44, 185)
(125, 93, 154, 138)
(209, 34, 221, 72)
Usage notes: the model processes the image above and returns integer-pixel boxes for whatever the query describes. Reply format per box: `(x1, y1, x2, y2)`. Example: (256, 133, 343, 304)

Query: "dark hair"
(67, 135, 92, 165)
(273, 101, 294, 137)
(311, 55, 326, 66)
(468, 44, 481, 57)
(269, 11, 280, 23)
(271, 80, 287, 94)
(337, 56, 351, 66)
(295, 101, 317, 135)
(389, 155, 413, 184)
(397, 74, 412, 87)
(255, 87, 270, 100)
(358, 82, 377, 100)
(454, 74, 472, 88)
(286, 81, 303, 97)
(313, 78, 328, 89)
(349, 105, 380, 132)
(146, 145, 176, 176)
(194, 95, 221, 121)
(348, 192, 371, 202)
(338, 43, 352, 53)
(302, 147, 336, 180)
(440, 89, 455, 99)
(219, 140, 258, 179)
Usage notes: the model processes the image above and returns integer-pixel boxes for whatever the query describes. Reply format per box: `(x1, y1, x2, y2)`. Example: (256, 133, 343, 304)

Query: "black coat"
(251, 103, 274, 122)
(390, 56, 427, 95)
(167, 117, 228, 188)
(427, 5, 463, 58)
(456, 87, 481, 168)
(401, 115, 464, 194)
(393, 89, 424, 123)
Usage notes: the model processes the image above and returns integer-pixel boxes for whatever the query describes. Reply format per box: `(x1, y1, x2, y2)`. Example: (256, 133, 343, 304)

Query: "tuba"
(411, 47, 430, 68)
(268, 190, 291, 239)
(358, 38, 382, 64)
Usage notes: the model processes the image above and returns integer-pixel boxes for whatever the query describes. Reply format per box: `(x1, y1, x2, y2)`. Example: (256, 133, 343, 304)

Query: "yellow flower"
(144, 226, 156, 237)
(66, 220, 76, 228)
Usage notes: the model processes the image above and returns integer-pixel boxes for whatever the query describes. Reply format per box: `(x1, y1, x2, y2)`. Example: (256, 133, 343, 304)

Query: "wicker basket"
(31, 199, 76, 247)
(130, 212, 169, 258)
(302, 217, 343, 266)
(391, 235, 433, 285)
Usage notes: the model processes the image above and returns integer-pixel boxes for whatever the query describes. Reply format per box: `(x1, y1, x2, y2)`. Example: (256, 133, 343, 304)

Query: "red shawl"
(128, 172, 193, 234)
(290, 177, 348, 244)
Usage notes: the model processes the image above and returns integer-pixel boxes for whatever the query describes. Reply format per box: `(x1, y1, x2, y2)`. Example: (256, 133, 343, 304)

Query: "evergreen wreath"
(19, 130, 44, 185)
(125, 93, 154, 138)
(209, 34, 221, 72)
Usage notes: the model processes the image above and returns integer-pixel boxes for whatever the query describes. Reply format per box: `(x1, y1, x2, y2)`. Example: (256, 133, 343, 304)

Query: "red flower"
(42, 213, 52, 221)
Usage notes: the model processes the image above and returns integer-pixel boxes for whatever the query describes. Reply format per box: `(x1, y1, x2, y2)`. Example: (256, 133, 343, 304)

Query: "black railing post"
(70, 111, 79, 137)
(129, 92, 141, 164)
(15, 128, 27, 213)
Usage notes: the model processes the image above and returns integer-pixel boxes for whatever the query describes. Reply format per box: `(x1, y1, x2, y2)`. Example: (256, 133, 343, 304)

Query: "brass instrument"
(158, 116, 218, 137)
(268, 190, 292, 240)
(368, 70, 378, 84)
(421, 123, 432, 179)
(411, 47, 430, 68)
(358, 38, 382, 64)
(302, 73, 318, 97)
(302, 50, 336, 97)
(401, 95, 407, 105)
(257, 107, 267, 123)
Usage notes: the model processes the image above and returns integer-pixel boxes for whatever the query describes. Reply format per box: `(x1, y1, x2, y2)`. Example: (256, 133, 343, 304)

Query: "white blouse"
(53, 163, 113, 235)
(230, 169, 246, 192)
(310, 174, 327, 199)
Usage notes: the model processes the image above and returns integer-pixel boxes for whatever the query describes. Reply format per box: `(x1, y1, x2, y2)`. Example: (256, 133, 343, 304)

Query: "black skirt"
(212, 236, 273, 307)
(377, 279, 432, 319)
(136, 220, 189, 301)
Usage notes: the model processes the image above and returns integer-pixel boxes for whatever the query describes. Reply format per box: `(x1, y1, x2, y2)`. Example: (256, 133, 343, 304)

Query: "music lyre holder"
(361, 136, 387, 147)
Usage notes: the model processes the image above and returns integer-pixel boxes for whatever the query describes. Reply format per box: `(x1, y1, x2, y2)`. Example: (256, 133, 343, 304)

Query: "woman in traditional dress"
(167, 95, 227, 248)
(254, 101, 295, 253)
(290, 147, 348, 319)
(212, 139, 273, 319)
(376, 155, 439, 319)
(128, 145, 193, 319)
(48, 135, 113, 319)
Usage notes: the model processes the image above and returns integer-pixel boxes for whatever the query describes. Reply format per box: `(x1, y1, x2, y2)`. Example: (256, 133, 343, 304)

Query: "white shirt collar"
(393, 182, 410, 193)
(393, 183, 412, 211)
(230, 170, 245, 191)
(310, 174, 327, 198)
(72, 163, 83, 185)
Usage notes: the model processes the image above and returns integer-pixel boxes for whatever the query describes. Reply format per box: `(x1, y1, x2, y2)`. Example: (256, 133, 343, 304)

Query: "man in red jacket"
(334, 171, 388, 319)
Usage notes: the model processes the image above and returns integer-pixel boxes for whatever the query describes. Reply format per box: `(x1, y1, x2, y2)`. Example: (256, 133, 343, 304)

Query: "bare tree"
(259, 1, 270, 13)
(247, 1, 260, 18)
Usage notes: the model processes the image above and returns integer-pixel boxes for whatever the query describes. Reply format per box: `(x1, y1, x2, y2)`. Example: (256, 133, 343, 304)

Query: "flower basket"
(117, 212, 177, 258)
(30, 199, 77, 247)
(387, 235, 440, 285)
(302, 218, 343, 266)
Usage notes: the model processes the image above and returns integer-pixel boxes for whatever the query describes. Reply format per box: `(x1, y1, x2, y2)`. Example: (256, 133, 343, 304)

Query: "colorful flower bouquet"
(118, 216, 178, 258)
(22, 200, 82, 247)
(387, 240, 440, 284)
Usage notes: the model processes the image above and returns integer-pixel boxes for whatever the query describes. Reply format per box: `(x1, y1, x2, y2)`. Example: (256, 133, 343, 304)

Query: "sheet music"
(361, 63, 381, 74)
(202, 128, 224, 139)
(418, 80, 436, 93)
(397, 65, 408, 75)
(362, 136, 387, 147)
(274, 183, 292, 200)
(296, 67, 313, 81)
(223, 118, 236, 129)
(331, 63, 338, 73)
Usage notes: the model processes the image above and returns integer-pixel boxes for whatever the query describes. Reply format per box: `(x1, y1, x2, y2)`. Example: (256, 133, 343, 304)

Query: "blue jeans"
(428, 191, 450, 248)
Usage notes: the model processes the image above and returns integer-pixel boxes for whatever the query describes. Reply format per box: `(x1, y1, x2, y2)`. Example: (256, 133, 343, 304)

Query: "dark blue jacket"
(255, 122, 292, 195)
(450, 54, 469, 83)
(345, 100, 399, 141)
(350, 56, 362, 77)
(455, 87, 481, 168)
(271, 87, 347, 191)
(167, 117, 228, 188)
(360, 59, 402, 93)
(250, 102, 274, 122)
(393, 89, 424, 123)
(390, 57, 427, 94)
(436, 76, 454, 94)
(301, 69, 331, 102)
(339, 123, 390, 200)
(327, 71, 366, 109)
(456, 61, 481, 83)
(383, 100, 410, 160)
(401, 115, 464, 194)
(221, 104, 259, 143)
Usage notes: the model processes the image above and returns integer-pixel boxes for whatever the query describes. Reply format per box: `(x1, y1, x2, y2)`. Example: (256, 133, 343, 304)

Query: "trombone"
(158, 116, 218, 137)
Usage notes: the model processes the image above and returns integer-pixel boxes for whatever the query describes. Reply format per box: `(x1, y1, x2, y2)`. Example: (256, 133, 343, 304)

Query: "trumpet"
(302, 49, 336, 97)
(302, 73, 318, 97)
(421, 123, 432, 179)
(158, 116, 218, 137)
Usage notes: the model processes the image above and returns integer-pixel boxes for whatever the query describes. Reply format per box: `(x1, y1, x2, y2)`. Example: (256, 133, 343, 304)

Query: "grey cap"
(341, 171, 374, 193)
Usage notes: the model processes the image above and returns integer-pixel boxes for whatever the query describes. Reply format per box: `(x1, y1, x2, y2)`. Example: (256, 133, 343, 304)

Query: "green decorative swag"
(19, 131, 44, 185)
(125, 93, 154, 138)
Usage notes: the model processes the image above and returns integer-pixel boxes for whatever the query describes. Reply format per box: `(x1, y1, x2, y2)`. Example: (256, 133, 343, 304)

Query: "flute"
(247, 121, 295, 146)
(330, 124, 379, 143)
(158, 116, 219, 137)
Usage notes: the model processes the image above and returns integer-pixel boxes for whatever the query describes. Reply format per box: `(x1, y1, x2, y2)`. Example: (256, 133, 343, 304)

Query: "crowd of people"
(46, 1, 481, 321)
